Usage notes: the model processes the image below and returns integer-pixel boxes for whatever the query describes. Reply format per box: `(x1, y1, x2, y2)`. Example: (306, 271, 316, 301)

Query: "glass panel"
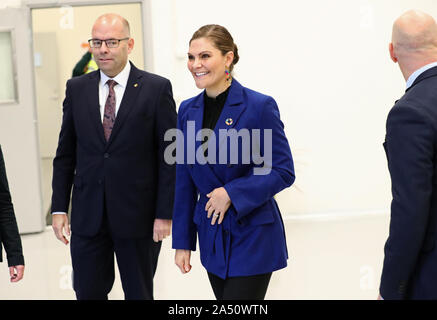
(0, 31, 17, 103)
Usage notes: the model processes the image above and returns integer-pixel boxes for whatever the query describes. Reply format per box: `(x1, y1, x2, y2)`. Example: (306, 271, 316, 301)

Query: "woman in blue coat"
(172, 24, 295, 300)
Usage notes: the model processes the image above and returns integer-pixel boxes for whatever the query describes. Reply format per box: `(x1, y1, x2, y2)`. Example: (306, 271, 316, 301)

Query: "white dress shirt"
(98, 61, 131, 121)
(52, 61, 131, 215)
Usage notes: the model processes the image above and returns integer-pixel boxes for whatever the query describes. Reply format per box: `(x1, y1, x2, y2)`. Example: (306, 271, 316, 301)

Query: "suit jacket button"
(104, 153, 110, 159)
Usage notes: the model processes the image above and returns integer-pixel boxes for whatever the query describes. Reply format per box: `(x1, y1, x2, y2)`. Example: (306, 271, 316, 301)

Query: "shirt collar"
(204, 86, 231, 104)
(100, 60, 131, 88)
(406, 61, 437, 89)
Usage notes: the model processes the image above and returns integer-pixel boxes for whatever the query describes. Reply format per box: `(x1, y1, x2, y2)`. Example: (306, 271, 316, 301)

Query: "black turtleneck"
(202, 86, 231, 130)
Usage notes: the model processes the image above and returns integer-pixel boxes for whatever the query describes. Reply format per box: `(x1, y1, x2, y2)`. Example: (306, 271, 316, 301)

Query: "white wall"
(148, 0, 437, 218)
(0, 0, 21, 9)
(2, 0, 437, 219)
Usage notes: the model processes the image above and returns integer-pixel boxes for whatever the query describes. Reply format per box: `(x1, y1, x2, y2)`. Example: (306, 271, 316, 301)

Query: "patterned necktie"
(103, 79, 117, 141)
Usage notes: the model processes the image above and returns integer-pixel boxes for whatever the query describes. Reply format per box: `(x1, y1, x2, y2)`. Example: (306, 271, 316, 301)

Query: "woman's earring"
(225, 69, 231, 81)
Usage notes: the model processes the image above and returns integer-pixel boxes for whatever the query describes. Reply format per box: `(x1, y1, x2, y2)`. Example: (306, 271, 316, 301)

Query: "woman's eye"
(201, 54, 210, 59)
(188, 55, 194, 60)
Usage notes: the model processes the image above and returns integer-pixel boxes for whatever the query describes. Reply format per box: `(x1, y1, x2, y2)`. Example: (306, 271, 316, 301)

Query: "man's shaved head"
(392, 10, 437, 52)
(390, 10, 437, 80)
(93, 13, 130, 37)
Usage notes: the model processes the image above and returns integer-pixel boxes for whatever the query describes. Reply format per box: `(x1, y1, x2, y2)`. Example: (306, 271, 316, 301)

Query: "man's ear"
(128, 38, 135, 54)
(389, 42, 398, 63)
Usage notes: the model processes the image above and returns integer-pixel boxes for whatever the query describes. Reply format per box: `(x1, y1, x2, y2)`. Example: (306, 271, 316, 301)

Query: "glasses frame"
(88, 38, 130, 48)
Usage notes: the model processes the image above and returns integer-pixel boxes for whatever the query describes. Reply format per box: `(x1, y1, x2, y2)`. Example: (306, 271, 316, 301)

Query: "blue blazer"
(380, 66, 437, 299)
(172, 79, 295, 279)
(51, 62, 177, 239)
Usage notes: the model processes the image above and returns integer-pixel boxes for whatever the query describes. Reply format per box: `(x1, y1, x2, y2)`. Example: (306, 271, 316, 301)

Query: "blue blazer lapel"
(87, 71, 106, 145)
(185, 91, 225, 188)
(106, 62, 142, 148)
(214, 79, 246, 147)
(186, 92, 204, 154)
(185, 79, 246, 189)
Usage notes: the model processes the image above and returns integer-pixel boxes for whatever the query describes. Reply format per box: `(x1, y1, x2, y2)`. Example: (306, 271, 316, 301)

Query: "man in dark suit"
(51, 14, 176, 300)
(380, 10, 437, 299)
(0, 145, 24, 282)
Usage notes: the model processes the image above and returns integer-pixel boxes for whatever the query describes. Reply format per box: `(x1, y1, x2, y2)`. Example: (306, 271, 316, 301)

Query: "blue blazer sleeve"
(172, 102, 198, 251)
(224, 96, 295, 221)
(380, 104, 434, 299)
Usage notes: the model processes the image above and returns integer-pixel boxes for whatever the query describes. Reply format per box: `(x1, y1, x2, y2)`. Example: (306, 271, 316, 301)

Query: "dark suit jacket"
(51, 62, 177, 238)
(0, 145, 24, 266)
(380, 66, 437, 299)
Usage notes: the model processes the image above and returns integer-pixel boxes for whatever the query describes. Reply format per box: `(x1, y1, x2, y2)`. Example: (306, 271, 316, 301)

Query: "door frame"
(23, 0, 154, 71)
(0, 26, 19, 105)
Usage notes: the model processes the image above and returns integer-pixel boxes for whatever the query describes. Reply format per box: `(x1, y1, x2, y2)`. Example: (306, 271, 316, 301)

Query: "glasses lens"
(106, 40, 119, 48)
(90, 40, 102, 48)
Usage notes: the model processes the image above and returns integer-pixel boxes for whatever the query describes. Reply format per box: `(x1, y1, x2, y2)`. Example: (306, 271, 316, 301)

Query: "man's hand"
(52, 214, 70, 245)
(175, 249, 191, 274)
(9, 265, 24, 282)
(153, 219, 171, 243)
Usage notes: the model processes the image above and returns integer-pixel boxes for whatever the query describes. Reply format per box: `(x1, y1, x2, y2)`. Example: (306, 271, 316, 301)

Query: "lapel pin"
(134, 83, 138, 87)
(225, 118, 233, 126)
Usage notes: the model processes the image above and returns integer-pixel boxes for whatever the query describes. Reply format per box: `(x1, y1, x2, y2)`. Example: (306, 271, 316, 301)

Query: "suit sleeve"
(224, 97, 295, 221)
(0, 146, 24, 267)
(171, 102, 198, 251)
(154, 80, 177, 220)
(380, 105, 434, 299)
(51, 80, 76, 213)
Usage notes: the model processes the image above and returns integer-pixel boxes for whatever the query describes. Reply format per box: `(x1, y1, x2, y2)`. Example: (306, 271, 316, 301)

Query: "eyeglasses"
(88, 38, 129, 48)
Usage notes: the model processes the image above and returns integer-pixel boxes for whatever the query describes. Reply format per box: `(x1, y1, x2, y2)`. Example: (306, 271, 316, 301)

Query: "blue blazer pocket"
(243, 200, 276, 226)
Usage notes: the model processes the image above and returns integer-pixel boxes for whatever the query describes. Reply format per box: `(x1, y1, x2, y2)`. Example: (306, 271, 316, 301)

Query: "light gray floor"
(0, 159, 389, 299)
(0, 215, 389, 300)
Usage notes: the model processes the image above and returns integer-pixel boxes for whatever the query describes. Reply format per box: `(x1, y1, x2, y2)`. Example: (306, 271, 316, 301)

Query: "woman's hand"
(175, 249, 192, 274)
(205, 187, 232, 225)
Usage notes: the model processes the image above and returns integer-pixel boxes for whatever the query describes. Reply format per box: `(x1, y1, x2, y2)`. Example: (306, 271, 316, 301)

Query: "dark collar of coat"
(406, 65, 437, 92)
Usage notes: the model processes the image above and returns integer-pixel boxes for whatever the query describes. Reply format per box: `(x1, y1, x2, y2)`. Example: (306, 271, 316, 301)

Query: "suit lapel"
(213, 79, 246, 150)
(186, 92, 224, 187)
(106, 62, 143, 148)
(87, 71, 106, 145)
(186, 79, 246, 187)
